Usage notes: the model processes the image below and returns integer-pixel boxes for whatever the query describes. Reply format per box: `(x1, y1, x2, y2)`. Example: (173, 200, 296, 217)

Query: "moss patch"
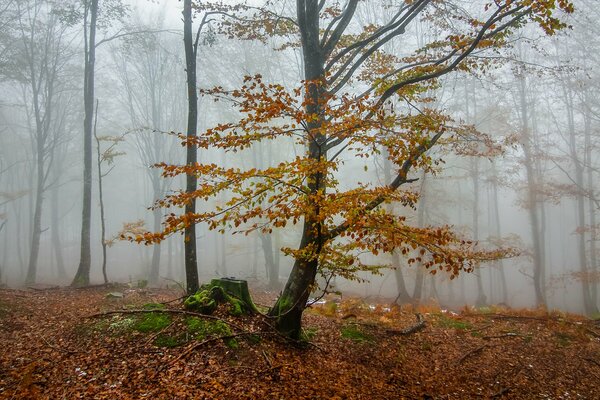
(341, 324, 374, 343)
(186, 317, 232, 339)
(436, 315, 473, 330)
(133, 313, 171, 333)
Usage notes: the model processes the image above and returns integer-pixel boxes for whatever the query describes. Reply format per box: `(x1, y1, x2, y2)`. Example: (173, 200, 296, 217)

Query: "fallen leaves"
(0, 287, 599, 399)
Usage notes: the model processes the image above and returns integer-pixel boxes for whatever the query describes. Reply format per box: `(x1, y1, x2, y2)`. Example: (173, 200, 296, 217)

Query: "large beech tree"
(132, 0, 573, 338)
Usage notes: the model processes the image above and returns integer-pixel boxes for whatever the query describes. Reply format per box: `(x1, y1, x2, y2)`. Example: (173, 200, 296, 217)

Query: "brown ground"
(0, 285, 599, 399)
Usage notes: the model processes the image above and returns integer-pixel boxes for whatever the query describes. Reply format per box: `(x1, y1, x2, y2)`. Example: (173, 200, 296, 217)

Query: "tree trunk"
(25, 139, 44, 284)
(270, 0, 325, 338)
(471, 157, 487, 306)
(490, 163, 508, 304)
(412, 172, 427, 304)
(50, 178, 66, 280)
(518, 74, 546, 307)
(183, 0, 199, 295)
(72, 0, 98, 287)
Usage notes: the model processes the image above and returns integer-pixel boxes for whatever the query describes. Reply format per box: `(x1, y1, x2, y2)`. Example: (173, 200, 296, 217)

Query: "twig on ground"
(465, 323, 493, 333)
(581, 357, 600, 368)
(40, 334, 78, 355)
(483, 332, 521, 340)
(491, 387, 510, 398)
(144, 321, 176, 346)
(387, 313, 426, 335)
(160, 295, 187, 305)
(456, 345, 487, 364)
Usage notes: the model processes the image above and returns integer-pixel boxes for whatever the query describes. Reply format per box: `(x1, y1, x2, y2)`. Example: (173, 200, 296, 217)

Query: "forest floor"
(0, 285, 599, 399)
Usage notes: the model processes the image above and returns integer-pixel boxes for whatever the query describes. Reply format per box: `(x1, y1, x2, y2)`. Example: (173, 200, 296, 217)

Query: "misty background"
(0, 0, 598, 315)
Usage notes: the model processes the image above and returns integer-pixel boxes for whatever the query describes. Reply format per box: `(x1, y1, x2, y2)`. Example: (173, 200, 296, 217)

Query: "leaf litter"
(0, 286, 599, 399)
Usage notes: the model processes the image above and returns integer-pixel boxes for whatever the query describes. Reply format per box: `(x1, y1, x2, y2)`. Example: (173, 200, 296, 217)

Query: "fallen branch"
(581, 357, 600, 368)
(456, 345, 486, 364)
(465, 323, 493, 333)
(387, 313, 426, 335)
(159, 295, 187, 305)
(483, 332, 521, 340)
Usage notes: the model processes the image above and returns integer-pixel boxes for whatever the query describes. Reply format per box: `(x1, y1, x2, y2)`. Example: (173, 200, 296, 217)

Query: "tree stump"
(184, 278, 259, 315)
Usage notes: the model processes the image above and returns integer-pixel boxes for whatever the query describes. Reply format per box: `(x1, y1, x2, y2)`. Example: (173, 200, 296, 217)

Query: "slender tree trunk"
(72, 0, 98, 287)
(563, 86, 596, 314)
(471, 158, 487, 306)
(490, 163, 508, 304)
(25, 144, 44, 284)
(182, 0, 199, 294)
(584, 107, 599, 310)
(518, 75, 546, 307)
(382, 141, 411, 303)
(49, 156, 66, 280)
(412, 173, 427, 303)
(94, 103, 108, 284)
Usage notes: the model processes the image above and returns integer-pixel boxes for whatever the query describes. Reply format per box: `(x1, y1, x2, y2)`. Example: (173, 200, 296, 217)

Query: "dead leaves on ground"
(0, 287, 599, 399)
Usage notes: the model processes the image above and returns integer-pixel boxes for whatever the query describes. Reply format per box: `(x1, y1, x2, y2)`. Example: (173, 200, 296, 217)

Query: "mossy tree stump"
(184, 278, 259, 316)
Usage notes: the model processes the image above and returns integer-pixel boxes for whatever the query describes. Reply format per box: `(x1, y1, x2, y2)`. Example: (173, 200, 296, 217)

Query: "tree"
(71, 0, 99, 286)
(182, 0, 200, 294)
(131, 0, 573, 338)
(3, 0, 74, 284)
(67, 0, 128, 286)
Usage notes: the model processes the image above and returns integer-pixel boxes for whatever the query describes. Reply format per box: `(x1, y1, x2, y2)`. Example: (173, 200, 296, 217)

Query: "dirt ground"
(0, 285, 599, 399)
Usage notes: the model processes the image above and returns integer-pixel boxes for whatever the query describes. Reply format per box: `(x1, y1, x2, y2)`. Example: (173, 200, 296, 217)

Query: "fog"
(0, 0, 598, 316)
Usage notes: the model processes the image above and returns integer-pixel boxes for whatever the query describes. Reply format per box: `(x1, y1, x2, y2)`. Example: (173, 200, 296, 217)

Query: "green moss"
(225, 338, 239, 349)
(142, 303, 165, 310)
(436, 315, 473, 330)
(229, 299, 244, 316)
(246, 334, 262, 344)
(184, 289, 218, 314)
(301, 327, 318, 341)
(341, 325, 374, 343)
(186, 317, 232, 339)
(133, 313, 171, 333)
(555, 332, 572, 347)
(154, 334, 184, 348)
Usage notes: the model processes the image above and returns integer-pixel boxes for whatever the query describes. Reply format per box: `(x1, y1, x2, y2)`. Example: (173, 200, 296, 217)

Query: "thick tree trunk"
(270, 0, 325, 338)
(72, 0, 98, 287)
(183, 0, 199, 295)
(269, 228, 320, 338)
